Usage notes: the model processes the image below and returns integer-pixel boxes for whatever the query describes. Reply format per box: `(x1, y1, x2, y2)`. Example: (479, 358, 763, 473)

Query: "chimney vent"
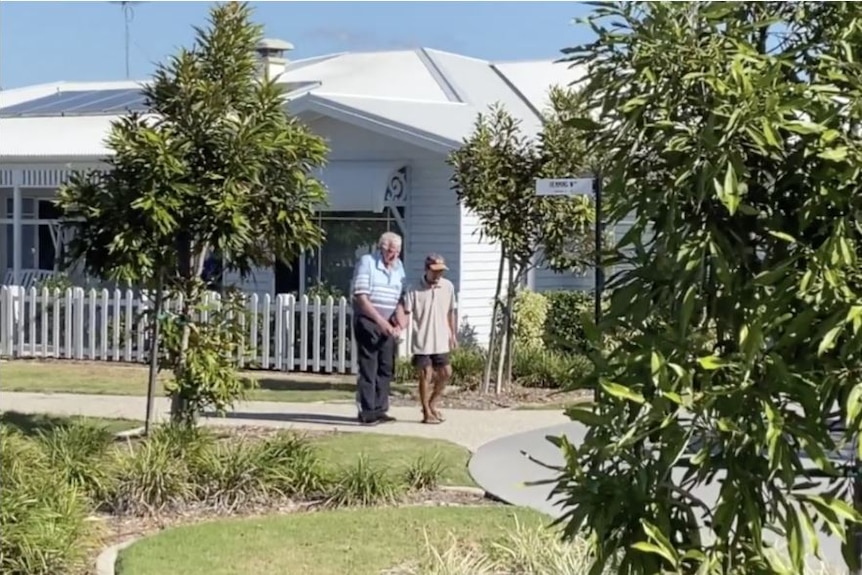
(255, 38, 294, 80)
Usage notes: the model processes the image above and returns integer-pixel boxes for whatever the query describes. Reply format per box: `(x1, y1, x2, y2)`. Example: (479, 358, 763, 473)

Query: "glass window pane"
(306, 218, 391, 297)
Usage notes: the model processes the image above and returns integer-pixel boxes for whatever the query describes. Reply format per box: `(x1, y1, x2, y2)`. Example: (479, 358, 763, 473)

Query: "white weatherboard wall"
(227, 116, 462, 304)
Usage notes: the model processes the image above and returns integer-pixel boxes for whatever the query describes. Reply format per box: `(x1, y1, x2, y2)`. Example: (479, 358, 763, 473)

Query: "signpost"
(534, 176, 603, 326)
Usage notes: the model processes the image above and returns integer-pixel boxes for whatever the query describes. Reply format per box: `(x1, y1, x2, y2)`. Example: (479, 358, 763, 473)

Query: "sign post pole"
(535, 176, 603, 403)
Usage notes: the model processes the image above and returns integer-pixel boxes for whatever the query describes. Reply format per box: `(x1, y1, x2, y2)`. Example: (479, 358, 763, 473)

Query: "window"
(304, 208, 404, 297)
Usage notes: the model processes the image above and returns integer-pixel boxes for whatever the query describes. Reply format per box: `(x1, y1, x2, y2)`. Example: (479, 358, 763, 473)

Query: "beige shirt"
(403, 277, 456, 355)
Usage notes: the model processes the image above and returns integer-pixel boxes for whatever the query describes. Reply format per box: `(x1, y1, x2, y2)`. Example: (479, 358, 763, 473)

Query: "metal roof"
(0, 47, 586, 159)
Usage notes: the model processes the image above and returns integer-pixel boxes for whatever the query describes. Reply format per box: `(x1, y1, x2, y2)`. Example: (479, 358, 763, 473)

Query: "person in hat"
(398, 253, 458, 424)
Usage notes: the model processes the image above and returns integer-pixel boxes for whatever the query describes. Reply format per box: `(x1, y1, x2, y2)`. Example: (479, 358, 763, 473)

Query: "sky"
(0, 1, 596, 89)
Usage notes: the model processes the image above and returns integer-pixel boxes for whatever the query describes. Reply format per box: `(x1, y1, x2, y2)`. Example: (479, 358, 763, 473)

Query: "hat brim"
(427, 263, 448, 271)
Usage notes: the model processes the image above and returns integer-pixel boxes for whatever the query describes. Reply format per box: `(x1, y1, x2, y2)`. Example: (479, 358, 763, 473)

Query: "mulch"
(389, 384, 591, 411)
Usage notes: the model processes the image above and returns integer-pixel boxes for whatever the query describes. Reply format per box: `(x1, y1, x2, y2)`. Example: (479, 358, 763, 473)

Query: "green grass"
(312, 432, 474, 486)
(1, 360, 412, 403)
(0, 410, 140, 436)
(116, 506, 546, 575)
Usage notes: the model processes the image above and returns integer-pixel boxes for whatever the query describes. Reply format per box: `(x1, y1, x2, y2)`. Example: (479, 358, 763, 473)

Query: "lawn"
(0, 410, 141, 436)
(116, 506, 546, 575)
(311, 431, 473, 486)
(0, 360, 412, 403)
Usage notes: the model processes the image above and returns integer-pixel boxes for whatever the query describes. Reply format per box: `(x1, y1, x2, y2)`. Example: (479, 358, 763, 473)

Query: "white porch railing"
(0, 286, 413, 374)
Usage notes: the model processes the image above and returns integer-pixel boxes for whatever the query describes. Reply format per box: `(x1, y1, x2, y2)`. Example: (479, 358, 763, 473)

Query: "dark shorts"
(412, 353, 450, 369)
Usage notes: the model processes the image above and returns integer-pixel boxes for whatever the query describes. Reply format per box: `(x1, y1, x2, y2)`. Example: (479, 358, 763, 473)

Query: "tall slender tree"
(449, 88, 595, 393)
(57, 2, 329, 425)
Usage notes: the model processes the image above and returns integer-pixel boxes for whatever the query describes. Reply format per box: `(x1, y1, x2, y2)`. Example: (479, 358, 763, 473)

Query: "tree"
(448, 89, 595, 394)
(57, 2, 329, 425)
(548, 2, 862, 574)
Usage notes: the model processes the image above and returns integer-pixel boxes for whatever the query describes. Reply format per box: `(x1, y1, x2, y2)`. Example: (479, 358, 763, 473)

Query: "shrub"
(257, 431, 328, 498)
(511, 289, 549, 351)
(190, 439, 274, 510)
(325, 454, 402, 508)
(512, 347, 593, 389)
(37, 422, 114, 501)
(105, 429, 201, 516)
(403, 453, 448, 491)
(449, 347, 486, 389)
(0, 427, 93, 575)
(543, 290, 595, 354)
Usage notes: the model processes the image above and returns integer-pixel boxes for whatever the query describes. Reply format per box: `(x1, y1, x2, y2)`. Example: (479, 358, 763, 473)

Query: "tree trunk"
(482, 250, 506, 394)
(144, 271, 164, 436)
(496, 260, 518, 394)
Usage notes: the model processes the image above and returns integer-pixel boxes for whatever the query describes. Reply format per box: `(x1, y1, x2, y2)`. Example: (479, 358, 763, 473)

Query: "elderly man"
(351, 231, 406, 425)
(399, 254, 457, 424)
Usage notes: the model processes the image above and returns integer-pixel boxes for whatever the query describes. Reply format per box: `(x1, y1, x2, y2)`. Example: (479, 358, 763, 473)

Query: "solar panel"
(0, 88, 149, 118)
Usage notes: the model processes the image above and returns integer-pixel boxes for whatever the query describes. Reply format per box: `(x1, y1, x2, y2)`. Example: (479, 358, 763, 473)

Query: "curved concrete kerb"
(96, 537, 139, 575)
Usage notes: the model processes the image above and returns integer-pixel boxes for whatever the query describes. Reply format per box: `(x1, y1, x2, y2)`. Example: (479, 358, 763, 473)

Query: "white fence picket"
(0, 284, 441, 376)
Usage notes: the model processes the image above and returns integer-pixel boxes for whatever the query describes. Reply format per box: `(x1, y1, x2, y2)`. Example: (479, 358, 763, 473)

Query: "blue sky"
(0, 1, 596, 89)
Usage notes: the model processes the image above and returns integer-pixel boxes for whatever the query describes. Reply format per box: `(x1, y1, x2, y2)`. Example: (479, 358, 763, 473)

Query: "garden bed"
(0, 415, 480, 575)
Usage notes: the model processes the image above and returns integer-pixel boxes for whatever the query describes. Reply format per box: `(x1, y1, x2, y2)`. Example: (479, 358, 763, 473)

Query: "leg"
(354, 316, 381, 424)
(413, 355, 438, 423)
(374, 333, 396, 418)
(429, 354, 452, 421)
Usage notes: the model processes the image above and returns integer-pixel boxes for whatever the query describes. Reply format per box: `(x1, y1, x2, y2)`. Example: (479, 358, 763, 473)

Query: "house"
(0, 40, 594, 345)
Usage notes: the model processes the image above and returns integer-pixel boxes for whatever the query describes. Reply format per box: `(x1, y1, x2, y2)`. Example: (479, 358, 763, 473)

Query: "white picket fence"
(0, 286, 412, 374)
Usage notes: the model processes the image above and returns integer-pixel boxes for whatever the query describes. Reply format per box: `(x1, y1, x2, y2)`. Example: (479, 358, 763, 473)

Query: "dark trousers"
(354, 315, 396, 420)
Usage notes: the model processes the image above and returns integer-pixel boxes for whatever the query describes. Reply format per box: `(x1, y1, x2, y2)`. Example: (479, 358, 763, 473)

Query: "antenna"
(109, 1, 147, 79)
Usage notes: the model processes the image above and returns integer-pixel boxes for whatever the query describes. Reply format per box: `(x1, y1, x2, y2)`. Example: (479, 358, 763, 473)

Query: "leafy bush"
(512, 346, 593, 389)
(542, 290, 596, 354)
(160, 289, 258, 425)
(511, 289, 549, 351)
(325, 454, 402, 508)
(0, 427, 93, 575)
(449, 347, 486, 389)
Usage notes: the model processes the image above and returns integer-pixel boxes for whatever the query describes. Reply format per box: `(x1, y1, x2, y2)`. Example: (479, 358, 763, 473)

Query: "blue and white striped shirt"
(351, 253, 405, 319)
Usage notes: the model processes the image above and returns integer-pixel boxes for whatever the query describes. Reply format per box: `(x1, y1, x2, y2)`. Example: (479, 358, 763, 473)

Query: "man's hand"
(449, 334, 458, 350)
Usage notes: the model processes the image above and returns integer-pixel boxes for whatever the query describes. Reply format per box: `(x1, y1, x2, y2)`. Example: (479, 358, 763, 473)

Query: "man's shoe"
(357, 415, 379, 426)
(377, 414, 397, 424)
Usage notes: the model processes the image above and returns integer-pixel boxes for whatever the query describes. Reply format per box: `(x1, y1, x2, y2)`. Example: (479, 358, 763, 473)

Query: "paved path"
(468, 422, 850, 571)
(0, 391, 569, 452)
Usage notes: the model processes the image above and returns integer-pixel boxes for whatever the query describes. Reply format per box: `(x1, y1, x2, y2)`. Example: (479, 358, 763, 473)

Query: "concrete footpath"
(0, 391, 569, 452)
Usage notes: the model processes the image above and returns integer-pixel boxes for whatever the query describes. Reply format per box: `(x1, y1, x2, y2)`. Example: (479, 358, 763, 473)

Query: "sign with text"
(534, 178, 595, 197)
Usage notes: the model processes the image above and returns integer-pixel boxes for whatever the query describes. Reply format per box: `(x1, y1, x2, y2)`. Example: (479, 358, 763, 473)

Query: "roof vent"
(255, 38, 294, 80)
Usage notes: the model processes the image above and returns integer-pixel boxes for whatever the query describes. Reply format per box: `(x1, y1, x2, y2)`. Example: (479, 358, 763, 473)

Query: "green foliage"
(543, 291, 597, 354)
(37, 422, 114, 501)
(325, 454, 403, 508)
(512, 346, 593, 390)
(449, 347, 487, 389)
(551, 3, 862, 574)
(394, 356, 414, 384)
(160, 289, 257, 423)
(448, 96, 595, 274)
(511, 289, 549, 351)
(403, 453, 449, 491)
(0, 428, 92, 575)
